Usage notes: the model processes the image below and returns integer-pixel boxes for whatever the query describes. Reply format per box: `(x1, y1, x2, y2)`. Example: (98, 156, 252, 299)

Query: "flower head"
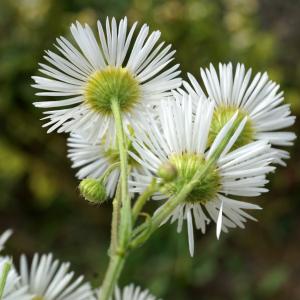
(18, 253, 94, 300)
(33, 17, 181, 142)
(130, 93, 276, 256)
(184, 63, 296, 164)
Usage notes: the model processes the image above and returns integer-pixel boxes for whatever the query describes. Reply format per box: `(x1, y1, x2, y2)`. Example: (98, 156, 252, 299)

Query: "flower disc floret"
(85, 66, 140, 115)
(163, 153, 220, 204)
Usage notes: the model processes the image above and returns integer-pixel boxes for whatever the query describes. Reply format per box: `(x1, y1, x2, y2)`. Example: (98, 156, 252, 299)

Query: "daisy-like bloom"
(130, 94, 276, 256)
(18, 253, 94, 300)
(184, 63, 296, 164)
(33, 17, 181, 143)
(67, 130, 146, 198)
(98, 284, 160, 300)
(0, 257, 30, 300)
(0, 229, 13, 252)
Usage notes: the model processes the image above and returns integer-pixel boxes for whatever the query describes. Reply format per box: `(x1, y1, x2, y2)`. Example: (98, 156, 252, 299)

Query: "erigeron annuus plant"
(0, 16, 295, 300)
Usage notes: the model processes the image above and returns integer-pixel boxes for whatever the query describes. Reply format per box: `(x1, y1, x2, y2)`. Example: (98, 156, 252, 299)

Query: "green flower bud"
(79, 178, 107, 204)
(157, 162, 178, 182)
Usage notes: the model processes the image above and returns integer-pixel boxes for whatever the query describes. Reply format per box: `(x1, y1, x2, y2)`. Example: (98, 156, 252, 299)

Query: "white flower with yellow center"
(18, 253, 94, 300)
(67, 131, 146, 198)
(98, 284, 159, 300)
(33, 17, 181, 142)
(0, 230, 13, 252)
(184, 62, 296, 165)
(130, 93, 276, 256)
(0, 257, 30, 300)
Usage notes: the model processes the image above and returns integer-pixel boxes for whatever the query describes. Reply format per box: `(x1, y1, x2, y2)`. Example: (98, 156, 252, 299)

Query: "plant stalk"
(98, 254, 125, 300)
(100, 99, 132, 300)
(110, 183, 121, 255)
(132, 179, 158, 223)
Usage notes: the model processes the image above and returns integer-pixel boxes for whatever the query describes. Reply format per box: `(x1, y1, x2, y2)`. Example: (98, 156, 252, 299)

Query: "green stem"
(110, 183, 121, 255)
(132, 179, 158, 223)
(100, 99, 132, 300)
(99, 162, 120, 183)
(111, 99, 129, 205)
(111, 99, 132, 247)
(98, 254, 125, 300)
(0, 261, 11, 300)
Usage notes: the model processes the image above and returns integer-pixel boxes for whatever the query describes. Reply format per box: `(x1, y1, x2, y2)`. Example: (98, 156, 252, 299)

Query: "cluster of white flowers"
(0, 230, 158, 300)
(31, 17, 295, 258)
(1, 15, 293, 300)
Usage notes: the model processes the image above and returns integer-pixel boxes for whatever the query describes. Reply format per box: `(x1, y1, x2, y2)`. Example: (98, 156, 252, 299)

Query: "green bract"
(163, 153, 220, 204)
(85, 66, 140, 115)
(209, 106, 254, 149)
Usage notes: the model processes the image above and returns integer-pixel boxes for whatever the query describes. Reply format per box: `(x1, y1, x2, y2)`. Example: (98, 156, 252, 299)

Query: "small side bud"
(157, 162, 177, 182)
(79, 178, 107, 204)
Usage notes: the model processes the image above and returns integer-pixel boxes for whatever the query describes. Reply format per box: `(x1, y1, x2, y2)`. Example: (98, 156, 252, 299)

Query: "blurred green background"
(0, 0, 299, 299)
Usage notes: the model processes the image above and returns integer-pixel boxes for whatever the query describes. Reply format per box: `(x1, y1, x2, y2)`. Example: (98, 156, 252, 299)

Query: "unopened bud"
(157, 162, 177, 182)
(79, 178, 107, 204)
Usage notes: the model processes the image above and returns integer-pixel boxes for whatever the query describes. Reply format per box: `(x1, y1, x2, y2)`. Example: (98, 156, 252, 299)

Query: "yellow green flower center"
(208, 106, 254, 149)
(32, 296, 44, 300)
(162, 153, 220, 204)
(84, 66, 141, 115)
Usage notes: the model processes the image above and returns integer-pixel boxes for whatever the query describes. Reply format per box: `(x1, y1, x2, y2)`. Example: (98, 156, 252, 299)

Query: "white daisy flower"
(184, 62, 296, 164)
(67, 130, 147, 198)
(129, 93, 276, 256)
(98, 284, 159, 300)
(0, 257, 30, 300)
(33, 17, 181, 143)
(0, 230, 13, 252)
(18, 253, 94, 300)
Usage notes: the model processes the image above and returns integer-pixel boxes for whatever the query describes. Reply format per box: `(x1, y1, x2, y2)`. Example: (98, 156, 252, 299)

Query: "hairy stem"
(110, 183, 121, 255)
(100, 99, 132, 300)
(98, 254, 125, 300)
(132, 179, 158, 223)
